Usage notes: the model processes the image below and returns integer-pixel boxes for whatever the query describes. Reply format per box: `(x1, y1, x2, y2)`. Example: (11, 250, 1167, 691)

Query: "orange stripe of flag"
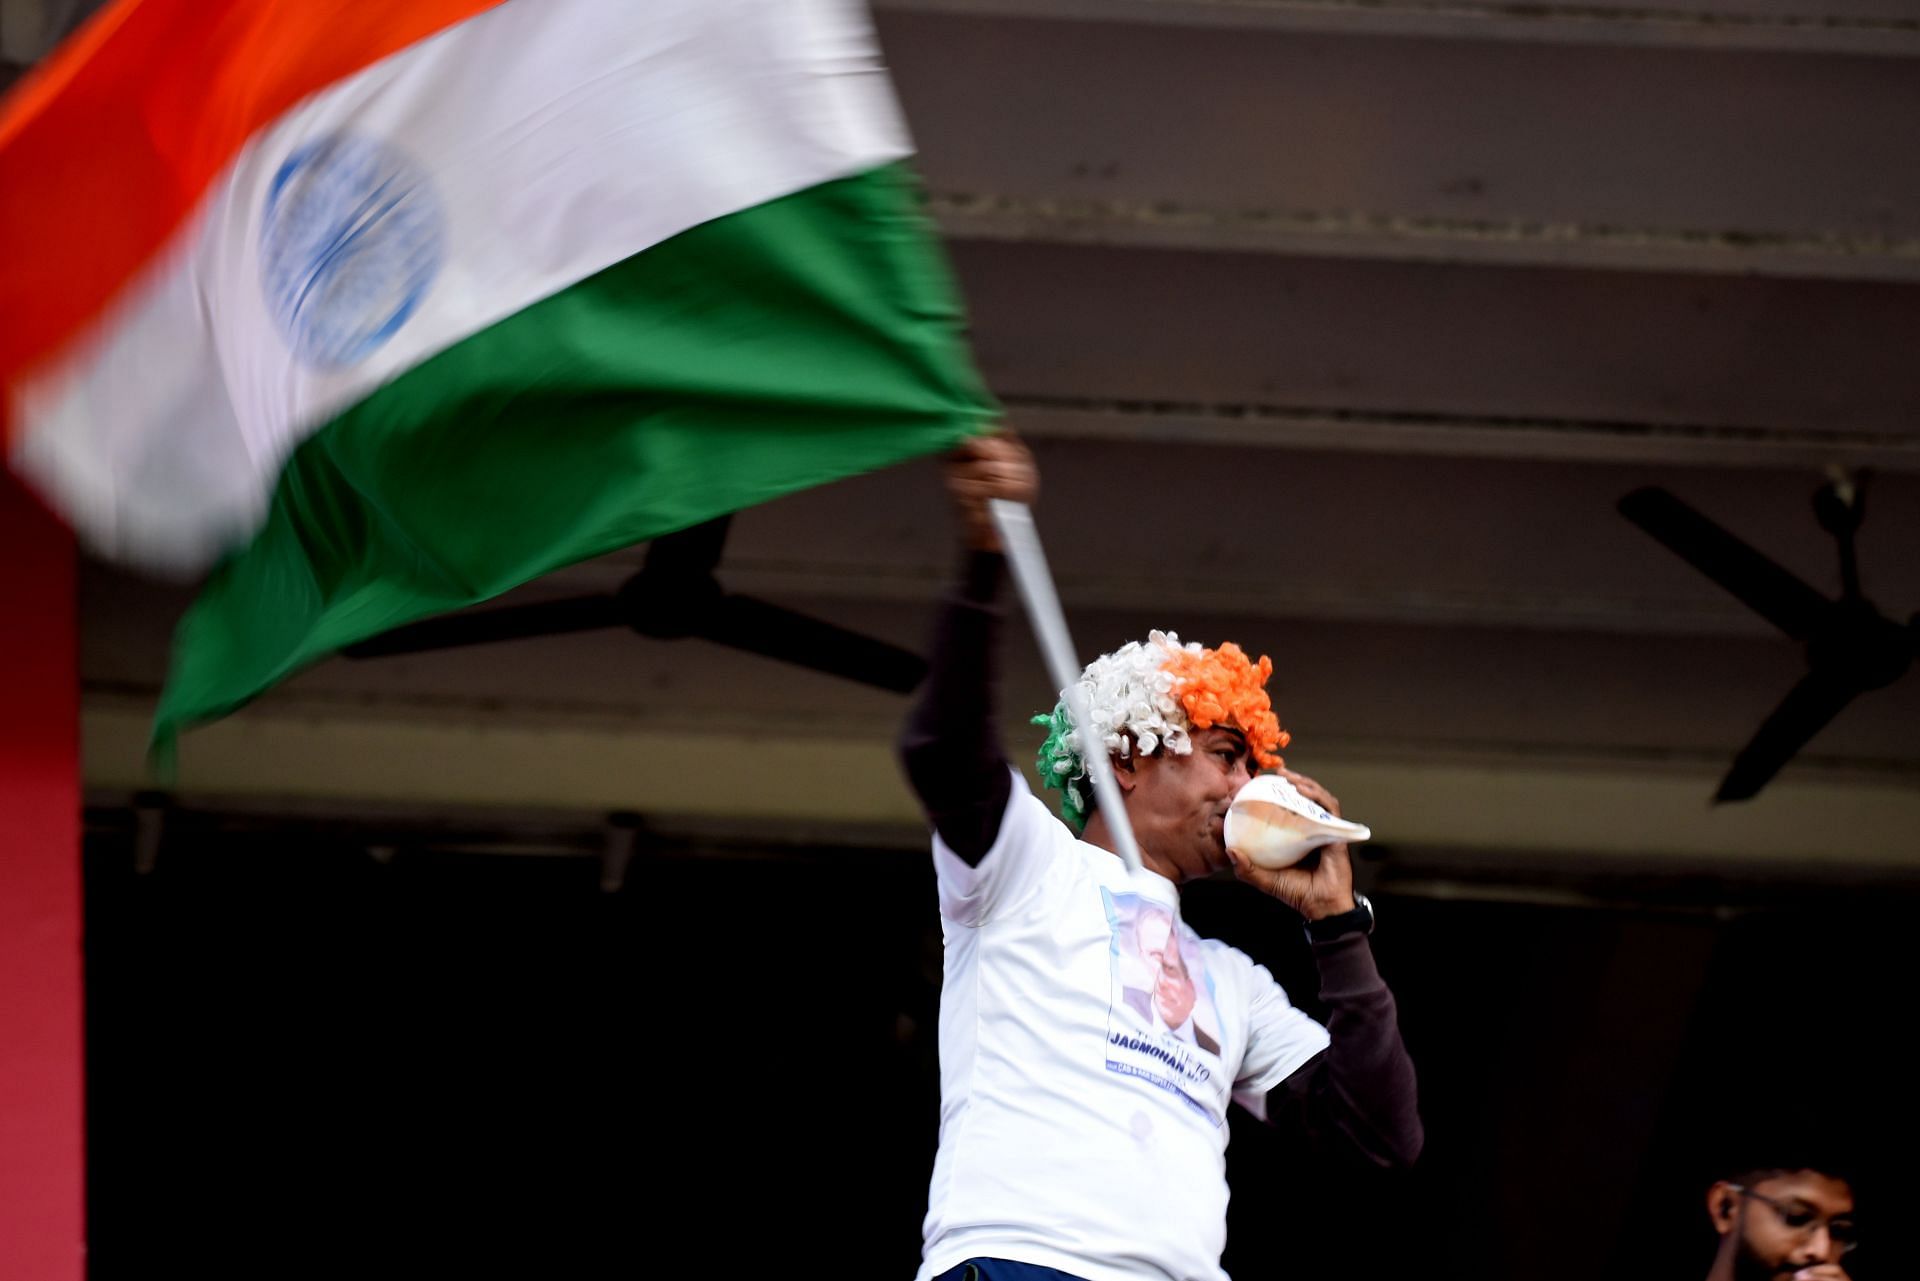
(0, 0, 508, 449)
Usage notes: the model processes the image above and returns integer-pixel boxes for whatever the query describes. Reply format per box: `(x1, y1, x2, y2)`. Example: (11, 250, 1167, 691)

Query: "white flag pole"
(988, 499, 1144, 876)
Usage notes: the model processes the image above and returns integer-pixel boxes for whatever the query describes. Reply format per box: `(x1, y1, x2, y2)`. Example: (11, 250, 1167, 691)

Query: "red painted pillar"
(0, 474, 84, 1281)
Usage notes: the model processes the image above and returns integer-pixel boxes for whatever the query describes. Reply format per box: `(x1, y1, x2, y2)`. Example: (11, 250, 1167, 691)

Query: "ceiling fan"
(1617, 472, 1916, 802)
(342, 515, 927, 693)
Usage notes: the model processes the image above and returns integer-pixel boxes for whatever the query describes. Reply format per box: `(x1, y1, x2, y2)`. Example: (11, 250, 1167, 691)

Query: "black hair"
(1717, 1155, 1858, 1197)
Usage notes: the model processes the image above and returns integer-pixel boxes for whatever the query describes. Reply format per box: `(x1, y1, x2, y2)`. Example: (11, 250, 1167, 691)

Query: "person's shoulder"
(1194, 930, 1247, 962)
(963, 769, 1092, 890)
(1203, 940, 1312, 1015)
(998, 770, 1080, 847)
(1195, 936, 1268, 986)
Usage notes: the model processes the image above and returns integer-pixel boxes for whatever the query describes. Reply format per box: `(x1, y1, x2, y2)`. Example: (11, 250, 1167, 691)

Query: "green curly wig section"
(1032, 702, 1091, 830)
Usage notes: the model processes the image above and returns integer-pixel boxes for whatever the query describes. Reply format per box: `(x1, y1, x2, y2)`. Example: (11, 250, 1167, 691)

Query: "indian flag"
(0, 0, 994, 743)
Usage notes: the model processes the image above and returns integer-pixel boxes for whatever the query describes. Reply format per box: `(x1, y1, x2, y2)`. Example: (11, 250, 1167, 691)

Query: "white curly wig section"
(1038, 630, 1204, 818)
(1078, 629, 1201, 760)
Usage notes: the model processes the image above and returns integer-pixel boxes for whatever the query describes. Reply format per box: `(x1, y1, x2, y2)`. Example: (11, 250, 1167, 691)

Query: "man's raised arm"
(896, 433, 1037, 866)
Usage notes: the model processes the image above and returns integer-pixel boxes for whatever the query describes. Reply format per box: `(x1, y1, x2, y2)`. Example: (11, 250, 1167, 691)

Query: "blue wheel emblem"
(261, 134, 445, 370)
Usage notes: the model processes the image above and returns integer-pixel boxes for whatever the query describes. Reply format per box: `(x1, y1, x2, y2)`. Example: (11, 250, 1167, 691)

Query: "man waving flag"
(0, 0, 994, 744)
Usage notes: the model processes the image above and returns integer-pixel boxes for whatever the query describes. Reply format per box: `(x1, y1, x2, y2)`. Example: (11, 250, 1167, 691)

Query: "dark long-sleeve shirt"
(899, 552, 1422, 1170)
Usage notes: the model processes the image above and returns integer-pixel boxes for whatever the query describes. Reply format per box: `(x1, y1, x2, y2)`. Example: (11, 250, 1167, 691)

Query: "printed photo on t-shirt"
(1100, 889, 1226, 1124)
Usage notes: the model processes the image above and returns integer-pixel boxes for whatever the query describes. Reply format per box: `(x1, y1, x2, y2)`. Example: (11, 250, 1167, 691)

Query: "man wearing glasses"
(1706, 1164, 1857, 1281)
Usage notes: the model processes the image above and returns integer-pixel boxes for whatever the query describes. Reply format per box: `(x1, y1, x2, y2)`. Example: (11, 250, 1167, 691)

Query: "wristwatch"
(1304, 892, 1374, 944)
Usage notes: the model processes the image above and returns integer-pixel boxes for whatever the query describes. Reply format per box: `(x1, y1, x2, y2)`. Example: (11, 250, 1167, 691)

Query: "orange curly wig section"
(1160, 642, 1290, 770)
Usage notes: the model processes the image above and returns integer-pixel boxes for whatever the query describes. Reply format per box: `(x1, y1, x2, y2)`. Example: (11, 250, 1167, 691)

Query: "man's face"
(1135, 910, 1198, 1029)
(1123, 727, 1255, 882)
(1712, 1172, 1856, 1279)
(1151, 933, 1197, 1029)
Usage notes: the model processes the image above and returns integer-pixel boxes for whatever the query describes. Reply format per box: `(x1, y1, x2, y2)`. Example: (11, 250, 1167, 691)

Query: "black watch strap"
(1304, 892, 1374, 944)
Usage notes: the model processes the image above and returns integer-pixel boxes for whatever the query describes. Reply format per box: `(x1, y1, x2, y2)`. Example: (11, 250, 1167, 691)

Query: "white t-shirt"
(918, 771, 1331, 1281)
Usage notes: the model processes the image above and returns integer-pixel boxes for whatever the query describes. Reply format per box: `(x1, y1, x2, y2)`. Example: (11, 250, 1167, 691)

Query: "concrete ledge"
(84, 704, 1920, 868)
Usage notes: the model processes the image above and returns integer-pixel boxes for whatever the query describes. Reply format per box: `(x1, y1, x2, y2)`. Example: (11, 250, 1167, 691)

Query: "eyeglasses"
(1729, 1185, 1858, 1256)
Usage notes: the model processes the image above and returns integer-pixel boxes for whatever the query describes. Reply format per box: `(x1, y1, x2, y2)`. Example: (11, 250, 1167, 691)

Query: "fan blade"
(699, 594, 927, 692)
(1618, 487, 1832, 640)
(1714, 669, 1860, 802)
(642, 516, 731, 580)
(342, 595, 623, 658)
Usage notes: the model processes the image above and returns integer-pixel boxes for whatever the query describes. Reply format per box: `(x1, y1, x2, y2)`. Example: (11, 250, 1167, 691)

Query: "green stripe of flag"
(156, 163, 994, 743)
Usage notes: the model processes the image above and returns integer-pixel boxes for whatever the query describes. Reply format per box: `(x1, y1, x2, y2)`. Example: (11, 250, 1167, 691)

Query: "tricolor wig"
(1031, 630, 1288, 828)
